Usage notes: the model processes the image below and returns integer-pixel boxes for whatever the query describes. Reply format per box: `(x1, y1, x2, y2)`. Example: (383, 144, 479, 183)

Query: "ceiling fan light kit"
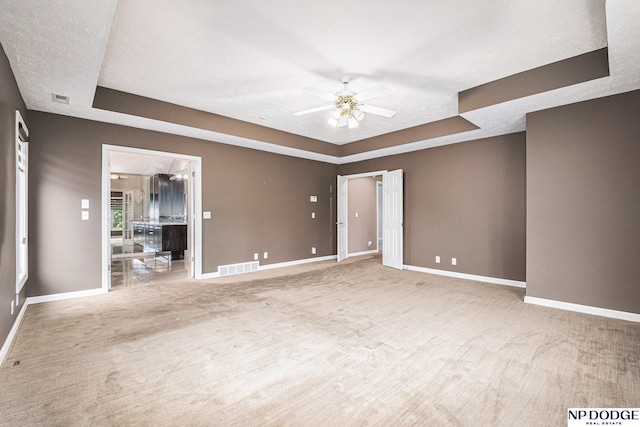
(296, 75, 396, 128)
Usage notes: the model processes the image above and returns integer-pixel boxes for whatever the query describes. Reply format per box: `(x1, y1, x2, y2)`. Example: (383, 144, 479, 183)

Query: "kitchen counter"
(133, 222, 187, 259)
(134, 221, 187, 226)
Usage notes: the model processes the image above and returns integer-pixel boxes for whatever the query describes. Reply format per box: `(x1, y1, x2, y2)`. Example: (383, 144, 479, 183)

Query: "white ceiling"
(1, 0, 639, 164)
(110, 151, 190, 176)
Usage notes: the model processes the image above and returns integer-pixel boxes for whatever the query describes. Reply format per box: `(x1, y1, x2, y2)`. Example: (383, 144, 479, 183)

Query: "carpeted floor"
(1, 256, 638, 426)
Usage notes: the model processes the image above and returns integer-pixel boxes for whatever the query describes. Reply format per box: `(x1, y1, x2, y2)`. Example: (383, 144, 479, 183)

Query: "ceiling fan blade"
(353, 86, 392, 102)
(337, 114, 349, 127)
(359, 104, 396, 118)
(301, 87, 338, 102)
(293, 104, 334, 116)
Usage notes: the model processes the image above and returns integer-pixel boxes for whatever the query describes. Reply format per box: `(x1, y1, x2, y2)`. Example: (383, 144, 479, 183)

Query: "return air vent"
(218, 261, 259, 277)
(52, 93, 70, 104)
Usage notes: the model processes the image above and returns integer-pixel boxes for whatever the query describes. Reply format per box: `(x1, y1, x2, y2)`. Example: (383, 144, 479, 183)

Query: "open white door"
(382, 169, 403, 269)
(337, 175, 348, 262)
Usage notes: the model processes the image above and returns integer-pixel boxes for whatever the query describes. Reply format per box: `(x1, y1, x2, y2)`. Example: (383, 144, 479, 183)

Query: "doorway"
(337, 169, 404, 269)
(101, 145, 203, 291)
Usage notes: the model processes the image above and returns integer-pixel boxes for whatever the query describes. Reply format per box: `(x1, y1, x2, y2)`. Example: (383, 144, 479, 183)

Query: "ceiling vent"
(52, 93, 70, 104)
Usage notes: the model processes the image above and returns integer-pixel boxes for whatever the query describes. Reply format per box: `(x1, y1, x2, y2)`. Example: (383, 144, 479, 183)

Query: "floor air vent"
(218, 261, 259, 276)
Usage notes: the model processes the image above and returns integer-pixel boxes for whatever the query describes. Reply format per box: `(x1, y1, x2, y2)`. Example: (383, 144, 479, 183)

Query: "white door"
(123, 190, 134, 245)
(382, 169, 403, 269)
(188, 162, 196, 276)
(337, 175, 348, 262)
(377, 181, 383, 251)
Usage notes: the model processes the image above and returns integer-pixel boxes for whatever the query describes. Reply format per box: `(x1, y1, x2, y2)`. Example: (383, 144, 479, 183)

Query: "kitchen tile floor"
(110, 254, 189, 289)
(110, 239, 190, 289)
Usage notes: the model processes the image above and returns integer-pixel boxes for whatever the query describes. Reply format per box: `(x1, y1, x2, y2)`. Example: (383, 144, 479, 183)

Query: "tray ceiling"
(0, 0, 639, 163)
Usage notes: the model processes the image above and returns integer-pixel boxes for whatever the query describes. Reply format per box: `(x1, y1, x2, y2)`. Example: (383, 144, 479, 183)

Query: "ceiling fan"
(294, 76, 396, 128)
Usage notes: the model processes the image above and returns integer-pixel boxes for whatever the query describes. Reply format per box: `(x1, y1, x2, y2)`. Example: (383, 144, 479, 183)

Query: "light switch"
(82, 211, 89, 220)
(311, 212, 315, 219)
(203, 211, 211, 219)
(81, 199, 89, 209)
(310, 196, 318, 202)
(355, 212, 359, 218)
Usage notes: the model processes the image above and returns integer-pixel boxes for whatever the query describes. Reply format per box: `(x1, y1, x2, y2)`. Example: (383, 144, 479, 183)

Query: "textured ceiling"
(1, 0, 639, 164)
(110, 151, 190, 176)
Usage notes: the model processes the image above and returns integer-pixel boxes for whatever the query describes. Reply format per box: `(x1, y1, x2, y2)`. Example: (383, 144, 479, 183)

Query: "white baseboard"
(259, 255, 337, 271)
(347, 250, 378, 257)
(201, 255, 338, 280)
(0, 300, 29, 367)
(524, 296, 640, 322)
(404, 265, 526, 288)
(27, 288, 106, 305)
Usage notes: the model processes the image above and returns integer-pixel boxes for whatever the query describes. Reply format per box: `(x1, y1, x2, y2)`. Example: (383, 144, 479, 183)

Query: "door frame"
(337, 170, 389, 262)
(377, 180, 383, 251)
(101, 145, 203, 291)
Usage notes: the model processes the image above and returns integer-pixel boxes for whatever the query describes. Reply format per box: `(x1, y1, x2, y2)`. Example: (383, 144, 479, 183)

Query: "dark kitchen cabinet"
(162, 225, 187, 252)
(132, 221, 186, 259)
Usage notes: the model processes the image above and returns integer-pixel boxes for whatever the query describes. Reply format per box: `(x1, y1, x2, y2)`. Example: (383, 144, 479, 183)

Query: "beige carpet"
(1, 256, 638, 426)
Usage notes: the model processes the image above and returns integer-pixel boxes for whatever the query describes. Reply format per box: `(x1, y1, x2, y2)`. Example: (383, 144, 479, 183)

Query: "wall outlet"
(11, 300, 14, 316)
(311, 212, 315, 219)
(355, 212, 359, 218)
(263, 252, 268, 259)
(452, 257, 457, 266)
(312, 247, 316, 255)
(253, 253, 259, 261)
(435, 256, 440, 263)
(368, 241, 372, 247)
(310, 195, 317, 202)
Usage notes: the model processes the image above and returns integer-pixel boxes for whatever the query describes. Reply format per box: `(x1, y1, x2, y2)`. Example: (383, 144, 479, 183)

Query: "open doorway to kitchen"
(102, 145, 202, 291)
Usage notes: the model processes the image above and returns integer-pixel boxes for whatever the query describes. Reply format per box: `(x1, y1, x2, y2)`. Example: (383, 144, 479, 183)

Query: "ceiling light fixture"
(329, 81, 364, 128)
(169, 174, 188, 181)
(295, 75, 395, 128)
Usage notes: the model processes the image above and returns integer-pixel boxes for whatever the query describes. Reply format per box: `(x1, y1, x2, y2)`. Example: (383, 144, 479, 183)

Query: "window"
(16, 110, 29, 293)
(111, 192, 123, 231)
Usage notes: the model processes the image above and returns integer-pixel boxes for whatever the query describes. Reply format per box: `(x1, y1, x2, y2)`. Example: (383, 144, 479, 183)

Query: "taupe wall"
(526, 90, 640, 314)
(0, 44, 28, 346)
(27, 112, 337, 297)
(339, 134, 527, 281)
(3, 42, 637, 349)
(347, 177, 378, 254)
